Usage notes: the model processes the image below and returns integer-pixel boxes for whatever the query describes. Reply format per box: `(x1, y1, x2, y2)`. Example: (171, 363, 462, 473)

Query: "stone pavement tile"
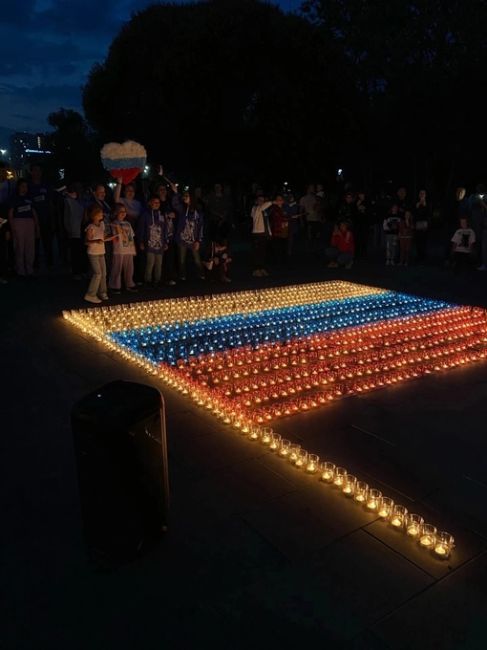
(422, 476, 487, 539)
(371, 551, 487, 650)
(364, 503, 487, 581)
(241, 475, 382, 560)
(210, 530, 433, 644)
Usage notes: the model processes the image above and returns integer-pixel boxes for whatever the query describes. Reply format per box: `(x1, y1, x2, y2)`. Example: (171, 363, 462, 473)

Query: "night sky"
(0, 0, 301, 136)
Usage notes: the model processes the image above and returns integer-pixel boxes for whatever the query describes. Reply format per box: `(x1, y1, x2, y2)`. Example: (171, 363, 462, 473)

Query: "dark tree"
(83, 0, 355, 185)
(47, 109, 101, 182)
(302, 0, 487, 193)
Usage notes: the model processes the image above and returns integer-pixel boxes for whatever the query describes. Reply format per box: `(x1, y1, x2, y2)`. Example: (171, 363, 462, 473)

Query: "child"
(383, 205, 400, 265)
(325, 220, 355, 268)
(137, 195, 167, 286)
(398, 210, 414, 266)
(174, 191, 204, 280)
(84, 204, 117, 304)
(450, 217, 476, 270)
(8, 178, 39, 278)
(205, 239, 232, 282)
(109, 203, 137, 294)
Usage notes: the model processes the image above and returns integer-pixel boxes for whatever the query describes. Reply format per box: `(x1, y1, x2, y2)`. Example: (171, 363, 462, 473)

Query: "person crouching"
(325, 220, 355, 268)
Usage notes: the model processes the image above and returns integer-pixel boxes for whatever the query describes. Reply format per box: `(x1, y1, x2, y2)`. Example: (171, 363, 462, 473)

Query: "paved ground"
(1, 248, 487, 649)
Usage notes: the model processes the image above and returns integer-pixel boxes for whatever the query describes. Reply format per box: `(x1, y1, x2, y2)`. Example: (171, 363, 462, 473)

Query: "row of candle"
(108, 294, 451, 365)
(63, 281, 386, 333)
(176, 306, 485, 376)
(237, 426, 455, 558)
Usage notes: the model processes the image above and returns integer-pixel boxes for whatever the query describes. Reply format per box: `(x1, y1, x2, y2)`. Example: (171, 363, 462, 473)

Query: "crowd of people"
(0, 160, 486, 302)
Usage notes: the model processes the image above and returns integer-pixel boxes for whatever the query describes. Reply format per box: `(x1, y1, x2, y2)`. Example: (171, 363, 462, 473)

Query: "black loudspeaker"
(71, 381, 169, 567)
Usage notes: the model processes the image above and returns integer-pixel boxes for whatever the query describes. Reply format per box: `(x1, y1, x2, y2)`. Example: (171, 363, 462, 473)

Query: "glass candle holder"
(378, 497, 394, 519)
(279, 439, 291, 458)
(390, 505, 408, 529)
(306, 454, 319, 474)
(321, 462, 335, 483)
(261, 427, 273, 445)
(342, 474, 357, 497)
(294, 450, 308, 469)
(406, 514, 424, 538)
(366, 489, 382, 511)
(269, 433, 281, 452)
(333, 467, 347, 488)
(249, 426, 260, 441)
(434, 532, 454, 559)
(419, 524, 437, 550)
(354, 481, 369, 504)
(289, 444, 301, 463)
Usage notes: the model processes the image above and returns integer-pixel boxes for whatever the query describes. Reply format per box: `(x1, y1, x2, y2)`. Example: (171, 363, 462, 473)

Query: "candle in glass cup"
(406, 514, 424, 538)
(249, 426, 260, 441)
(366, 489, 382, 511)
(306, 454, 319, 474)
(333, 467, 347, 487)
(289, 444, 301, 463)
(279, 439, 291, 457)
(434, 532, 454, 559)
(269, 433, 281, 451)
(378, 497, 394, 519)
(354, 481, 369, 504)
(295, 450, 308, 469)
(342, 474, 357, 497)
(419, 524, 437, 549)
(261, 427, 272, 445)
(321, 462, 335, 483)
(390, 505, 408, 529)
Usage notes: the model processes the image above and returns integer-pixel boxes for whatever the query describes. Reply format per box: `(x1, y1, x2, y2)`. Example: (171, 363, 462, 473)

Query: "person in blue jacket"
(174, 190, 204, 280)
(137, 195, 167, 286)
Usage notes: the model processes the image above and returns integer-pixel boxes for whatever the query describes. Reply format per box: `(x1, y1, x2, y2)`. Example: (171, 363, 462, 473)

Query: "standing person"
(63, 183, 87, 279)
(450, 217, 476, 270)
(174, 191, 204, 281)
(155, 181, 179, 285)
(399, 210, 414, 266)
(8, 179, 39, 278)
(395, 186, 409, 216)
(114, 180, 142, 227)
(383, 205, 400, 265)
(355, 191, 371, 259)
(414, 189, 431, 263)
(0, 163, 14, 283)
(84, 204, 117, 304)
(444, 187, 469, 263)
(251, 195, 272, 277)
(86, 183, 113, 271)
(284, 192, 302, 257)
(28, 164, 54, 269)
(137, 195, 167, 287)
(268, 195, 289, 264)
(325, 221, 355, 268)
(300, 184, 320, 250)
(469, 186, 487, 270)
(109, 203, 137, 293)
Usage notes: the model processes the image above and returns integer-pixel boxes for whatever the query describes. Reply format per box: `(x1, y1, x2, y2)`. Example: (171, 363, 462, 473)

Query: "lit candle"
(306, 454, 319, 474)
(419, 524, 436, 549)
(289, 444, 301, 463)
(333, 467, 347, 488)
(434, 532, 454, 559)
(343, 475, 357, 497)
(390, 505, 408, 529)
(354, 481, 368, 504)
(366, 489, 382, 511)
(321, 462, 335, 483)
(279, 439, 291, 457)
(269, 433, 281, 451)
(261, 428, 272, 445)
(406, 514, 424, 537)
(378, 497, 394, 519)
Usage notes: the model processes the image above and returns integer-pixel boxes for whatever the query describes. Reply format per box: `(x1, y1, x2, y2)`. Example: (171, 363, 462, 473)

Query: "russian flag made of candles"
(64, 281, 487, 427)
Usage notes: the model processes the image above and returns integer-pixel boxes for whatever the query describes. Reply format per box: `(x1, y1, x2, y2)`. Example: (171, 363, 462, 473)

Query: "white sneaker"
(84, 294, 102, 304)
(99, 294, 109, 301)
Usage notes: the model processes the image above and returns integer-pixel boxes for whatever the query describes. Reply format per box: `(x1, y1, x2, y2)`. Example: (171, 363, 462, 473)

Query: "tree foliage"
(302, 0, 487, 189)
(83, 0, 355, 185)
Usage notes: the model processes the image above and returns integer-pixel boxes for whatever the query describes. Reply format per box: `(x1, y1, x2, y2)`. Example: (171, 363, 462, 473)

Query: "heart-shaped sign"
(100, 140, 147, 185)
